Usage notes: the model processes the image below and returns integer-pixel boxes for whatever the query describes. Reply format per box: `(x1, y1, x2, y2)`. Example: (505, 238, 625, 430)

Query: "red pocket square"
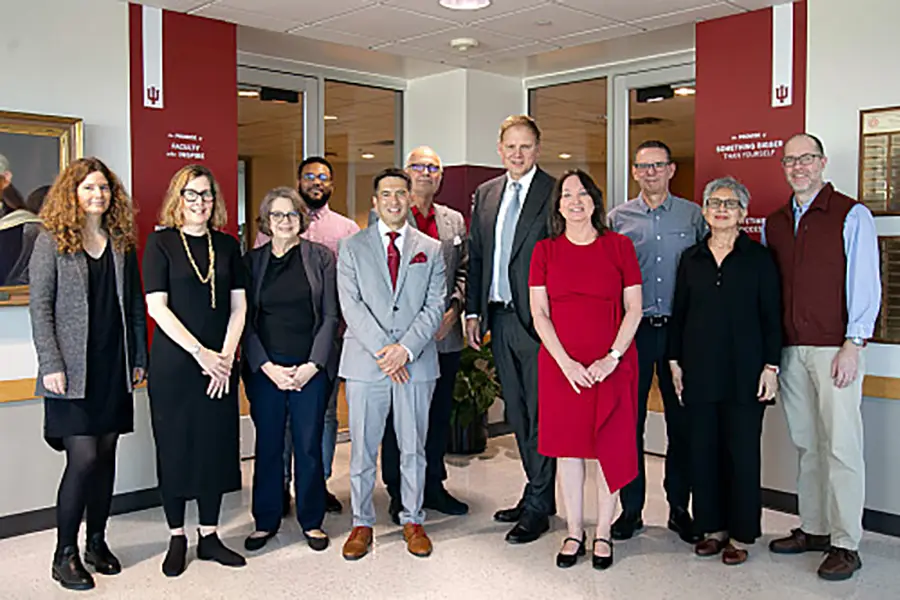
(410, 252, 428, 264)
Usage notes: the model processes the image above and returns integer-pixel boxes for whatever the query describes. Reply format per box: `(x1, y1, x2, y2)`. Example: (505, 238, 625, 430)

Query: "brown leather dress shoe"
(817, 547, 862, 581)
(694, 538, 727, 557)
(722, 543, 748, 565)
(403, 523, 433, 558)
(342, 526, 373, 561)
(769, 528, 831, 554)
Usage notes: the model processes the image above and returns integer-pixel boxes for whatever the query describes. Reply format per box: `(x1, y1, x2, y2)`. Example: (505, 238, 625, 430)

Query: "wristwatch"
(608, 348, 622, 361)
(848, 336, 866, 347)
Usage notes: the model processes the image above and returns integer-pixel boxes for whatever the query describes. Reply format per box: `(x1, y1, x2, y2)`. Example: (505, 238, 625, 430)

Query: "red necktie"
(387, 231, 400, 289)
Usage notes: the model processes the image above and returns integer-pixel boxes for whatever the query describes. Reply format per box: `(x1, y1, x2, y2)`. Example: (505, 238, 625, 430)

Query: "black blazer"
(242, 239, 339, 378)
(667, 232, 782, 405)
(466, 167, 554, 337)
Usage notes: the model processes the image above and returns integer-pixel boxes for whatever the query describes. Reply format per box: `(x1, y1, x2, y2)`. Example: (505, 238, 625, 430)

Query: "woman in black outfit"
(667, 176, 782, 566)
(143, 164, 248, 576)
(29, 157, 147, 591)
(242, 186, 338, 552)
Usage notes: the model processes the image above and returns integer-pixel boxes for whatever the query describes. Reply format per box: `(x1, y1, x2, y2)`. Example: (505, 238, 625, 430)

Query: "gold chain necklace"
(179, 228, 216, 309)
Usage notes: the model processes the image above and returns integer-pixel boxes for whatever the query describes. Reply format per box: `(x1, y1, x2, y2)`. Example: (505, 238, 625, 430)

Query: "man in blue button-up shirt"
(607, 140, 707, 544)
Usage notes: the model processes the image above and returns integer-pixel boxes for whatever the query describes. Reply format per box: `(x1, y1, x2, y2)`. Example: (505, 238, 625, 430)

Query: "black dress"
(44, 244, 131, 451)
(143, 228, 247, 499)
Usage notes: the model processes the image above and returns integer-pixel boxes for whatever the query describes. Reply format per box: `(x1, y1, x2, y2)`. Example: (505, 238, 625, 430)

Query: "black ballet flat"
(303, 529, 330, 552)
(592, 538, 614, 570)
(244, 530, 278, 552)
(556, 533, 586, 568)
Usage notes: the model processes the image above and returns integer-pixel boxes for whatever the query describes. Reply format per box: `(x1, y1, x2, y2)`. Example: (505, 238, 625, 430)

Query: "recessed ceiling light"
(361, 153, 375, 160)
(439, 0, 492, 10)
(558, 153, 572, 160)
(324, 115, 338, 121)
(674, 87, 696, 96)
(535, 20, 553, 26)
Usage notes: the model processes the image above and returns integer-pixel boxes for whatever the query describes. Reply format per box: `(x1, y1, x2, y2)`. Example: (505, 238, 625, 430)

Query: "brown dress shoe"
(769, 528, 831, 554)
(817, 547, 862, 581)
(342, 526, 373, 561)
(403, 523, 433, 558)
(694, 537, 727, 557)
(722, 543, 748, 566)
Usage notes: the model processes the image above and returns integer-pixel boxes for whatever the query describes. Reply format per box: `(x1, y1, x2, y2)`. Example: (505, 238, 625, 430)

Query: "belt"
(643, 315, 669, 327)
(488, 301, 515, 313)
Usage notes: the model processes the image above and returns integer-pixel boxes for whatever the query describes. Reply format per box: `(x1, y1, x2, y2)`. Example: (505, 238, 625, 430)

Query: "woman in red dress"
(529, 169, 643, 570)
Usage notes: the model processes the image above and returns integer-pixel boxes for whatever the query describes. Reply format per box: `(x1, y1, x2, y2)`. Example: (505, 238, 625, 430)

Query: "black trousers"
(382, 350, 461, 499)
(490, 307, 556, 517)
(689, 402, 765, 544)
(619, 320, 691, 516)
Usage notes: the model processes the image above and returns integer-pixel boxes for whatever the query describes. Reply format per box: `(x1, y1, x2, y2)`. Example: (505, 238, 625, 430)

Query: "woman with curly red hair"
(29, 157, 148, 591)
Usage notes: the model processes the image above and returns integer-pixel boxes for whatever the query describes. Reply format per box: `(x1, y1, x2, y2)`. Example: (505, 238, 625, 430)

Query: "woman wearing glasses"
(241, 187, 338, 551)
(667, 177, 782, 565)
(143, 165, 248, 576)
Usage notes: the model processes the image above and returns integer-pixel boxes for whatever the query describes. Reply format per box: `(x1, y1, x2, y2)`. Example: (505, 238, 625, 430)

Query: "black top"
(258, 245, 314, 361)
(667, 232, 782, 405)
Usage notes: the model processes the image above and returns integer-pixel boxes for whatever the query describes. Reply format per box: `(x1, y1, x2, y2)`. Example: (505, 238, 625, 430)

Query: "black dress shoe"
(556, 533, 586, 568)
(424, 488, 469, 516)
(611, 512, 644, 541)
(303, 529, 330, 552)
(197, 531, 246, 567)
(494, 499, 524, 523)
(389, 495, 402, 526)
(282, 488, 292, 517)
(505, 513, 550, 544)
(668, 507, 702, 544)
(592, 538, 614, 570)
(325, 489, 343, 514)
(243, 530, 277, 552)
(162, 535, 188, 577)
(84, 533, 122, 575)
(52, 546, 95, 591)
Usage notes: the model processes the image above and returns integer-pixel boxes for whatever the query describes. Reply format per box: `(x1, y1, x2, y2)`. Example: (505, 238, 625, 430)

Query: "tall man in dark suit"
(466, 115, 556, 544)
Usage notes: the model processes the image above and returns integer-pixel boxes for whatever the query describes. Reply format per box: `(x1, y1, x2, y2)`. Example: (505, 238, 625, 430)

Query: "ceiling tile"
(393, 25, 524, 55)
(556, 0, 718, 23)
(630, 3, 742, 31)
(193, 4, 302, 32)
(725, 0, 783, 10)
(302, 4, 456, 43)
(216, 0, 377, 24)
(289, 26, 385, 50)
(372, 43, 473, 67)
(544, 24, 642, 48)
(471, 40, 561, 63)
(383, 0, 549, 24)
(472, 4, 617, 40)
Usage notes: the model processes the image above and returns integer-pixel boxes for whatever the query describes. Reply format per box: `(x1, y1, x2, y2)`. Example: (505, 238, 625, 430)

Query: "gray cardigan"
(242, 239, 339, 378)
(28, 229, 149, 398)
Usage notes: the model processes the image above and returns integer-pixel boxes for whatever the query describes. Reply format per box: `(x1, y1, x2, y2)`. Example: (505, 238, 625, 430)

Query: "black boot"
(161, 535, 188, 578)
(84, 533, 122, 575)
(197, 530, 246, 567)
(52, 546, 95, 591)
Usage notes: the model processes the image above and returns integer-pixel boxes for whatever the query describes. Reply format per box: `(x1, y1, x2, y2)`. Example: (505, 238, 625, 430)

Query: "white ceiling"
(135, 0, 788, 73)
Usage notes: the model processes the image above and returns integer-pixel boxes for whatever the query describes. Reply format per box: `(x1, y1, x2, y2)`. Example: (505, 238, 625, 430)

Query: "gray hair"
(0, 154, 9, 174)
(256, 186, 310, 236)
(702, 176, 750, 210)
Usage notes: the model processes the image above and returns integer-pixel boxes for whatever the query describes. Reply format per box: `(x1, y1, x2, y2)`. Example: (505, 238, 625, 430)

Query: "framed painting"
(0, 110, 83, 306)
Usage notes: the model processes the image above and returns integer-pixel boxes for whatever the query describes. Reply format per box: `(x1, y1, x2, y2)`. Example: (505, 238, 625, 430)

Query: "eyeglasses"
(781, 153, 822, 168)
(408, 163, 441, 174)
(706, 198, 743, 210)
(301, 173, 331, 182)
(269, 210, 301, 223)
(634, 161, 671, 171)
(182, 188, 215, 203)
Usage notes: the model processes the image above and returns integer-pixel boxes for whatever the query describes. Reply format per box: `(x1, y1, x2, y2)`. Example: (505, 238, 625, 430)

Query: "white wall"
(759, 0, 900, 517)
(464, 70, 526, 168)
(0, 0, 159, 517)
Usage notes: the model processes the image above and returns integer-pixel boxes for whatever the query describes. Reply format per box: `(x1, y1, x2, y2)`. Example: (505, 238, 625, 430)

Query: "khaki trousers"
(779, 346, 866, 550)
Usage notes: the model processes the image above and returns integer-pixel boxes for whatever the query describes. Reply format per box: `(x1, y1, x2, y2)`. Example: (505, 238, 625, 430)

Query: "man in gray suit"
(369, 147, 470, 523)
(338, 168, 446, 561)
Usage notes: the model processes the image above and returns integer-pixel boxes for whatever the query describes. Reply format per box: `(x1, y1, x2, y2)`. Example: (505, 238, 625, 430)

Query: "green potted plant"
(449, 339, 500, 455)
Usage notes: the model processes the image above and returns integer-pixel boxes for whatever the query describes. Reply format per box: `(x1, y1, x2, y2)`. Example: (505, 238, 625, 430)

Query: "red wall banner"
(695, 0, 807, 237)
(129, 4, 238, 252)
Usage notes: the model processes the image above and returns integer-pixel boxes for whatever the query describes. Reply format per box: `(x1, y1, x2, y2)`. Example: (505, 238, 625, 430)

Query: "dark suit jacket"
(466, 167, 554, 337)
(242, 239, 339, 378)
(667, 232, 782, 405)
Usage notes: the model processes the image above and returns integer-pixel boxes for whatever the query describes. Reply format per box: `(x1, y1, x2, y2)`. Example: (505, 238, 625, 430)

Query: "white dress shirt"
(489, 165, 537, 303)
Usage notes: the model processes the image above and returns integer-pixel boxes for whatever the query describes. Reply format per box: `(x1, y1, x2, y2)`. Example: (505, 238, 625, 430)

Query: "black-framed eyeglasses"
(634, 161, 671, 171)
(269, 210, 301, 223)
(706, 198, 742, 210)
(781, 153, 822, 168)
(408, 163, 441, 174)
(301, 173, 331, 182)
(181, 188, 215, 203)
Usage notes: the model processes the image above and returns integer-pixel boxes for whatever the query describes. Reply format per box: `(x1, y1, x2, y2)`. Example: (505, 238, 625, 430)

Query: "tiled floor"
(3, 435, 899, 599)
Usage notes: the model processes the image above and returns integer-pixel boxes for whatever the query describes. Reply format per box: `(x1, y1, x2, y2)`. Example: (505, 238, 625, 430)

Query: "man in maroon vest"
(764, 133, 881, 581)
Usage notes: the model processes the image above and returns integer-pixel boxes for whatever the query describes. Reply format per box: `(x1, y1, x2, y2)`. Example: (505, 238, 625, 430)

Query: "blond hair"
(158, 164, 227, 229)
(498, 115, 541, 143)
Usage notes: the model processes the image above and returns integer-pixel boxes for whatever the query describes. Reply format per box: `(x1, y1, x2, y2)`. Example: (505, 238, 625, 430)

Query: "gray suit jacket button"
(393, 306, 399, 312)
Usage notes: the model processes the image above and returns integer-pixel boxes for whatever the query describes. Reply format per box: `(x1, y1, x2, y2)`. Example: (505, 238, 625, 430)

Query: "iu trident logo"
(146, 86, 161, 107)
(775, 84, 789, 105)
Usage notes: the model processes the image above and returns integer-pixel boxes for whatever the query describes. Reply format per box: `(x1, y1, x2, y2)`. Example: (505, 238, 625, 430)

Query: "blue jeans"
(284, 375, 339, 484)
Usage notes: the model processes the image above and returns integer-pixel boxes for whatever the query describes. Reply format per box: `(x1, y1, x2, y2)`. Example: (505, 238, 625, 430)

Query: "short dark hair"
(549, 169, 608, 239)
(297, 156, 333, 179)
(373, 168, 411, 192)
(634, 140, 672, 162)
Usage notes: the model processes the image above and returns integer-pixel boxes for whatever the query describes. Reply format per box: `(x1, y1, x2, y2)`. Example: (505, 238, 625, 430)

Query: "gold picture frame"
(0, 110, 84, 306)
